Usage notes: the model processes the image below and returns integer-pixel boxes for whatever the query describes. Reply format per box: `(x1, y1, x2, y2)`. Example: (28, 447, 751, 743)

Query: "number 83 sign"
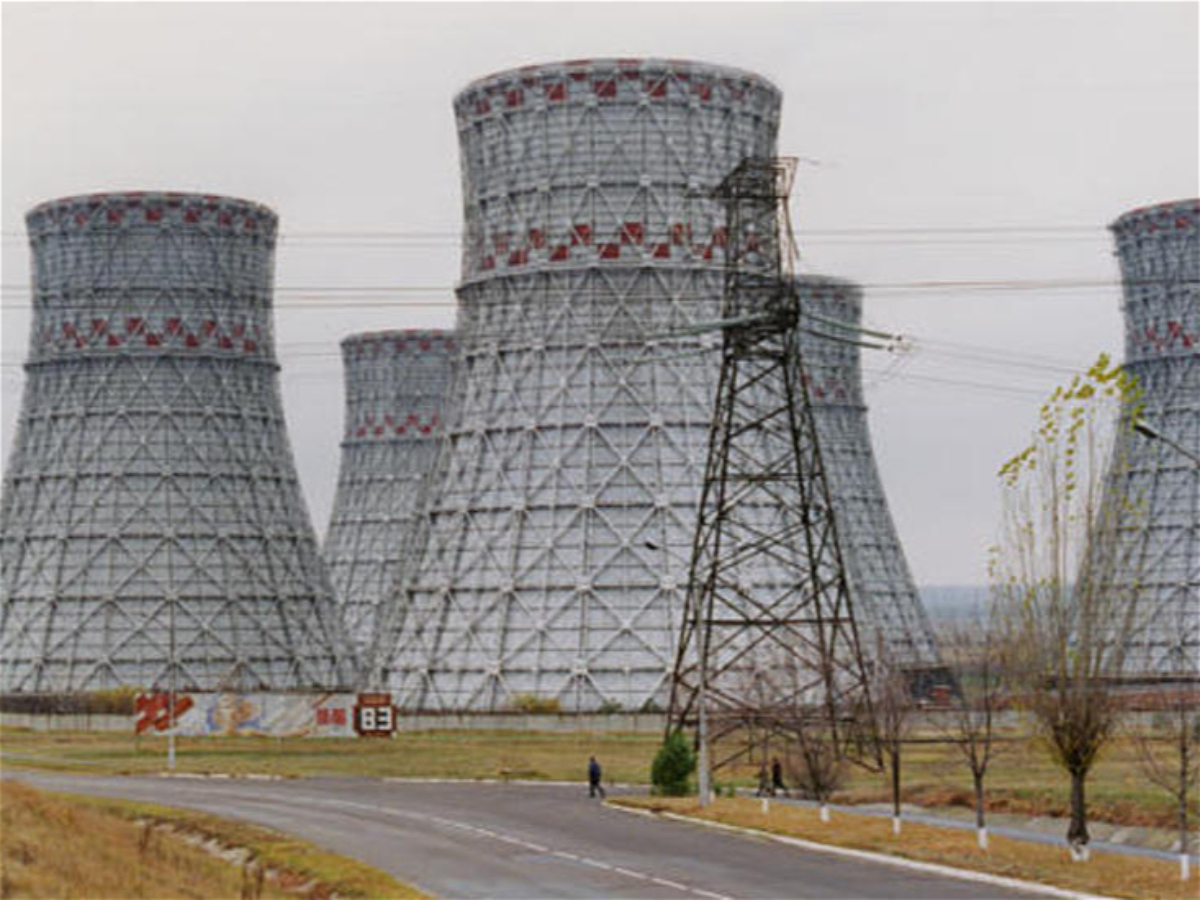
(354, 693, 398, 737)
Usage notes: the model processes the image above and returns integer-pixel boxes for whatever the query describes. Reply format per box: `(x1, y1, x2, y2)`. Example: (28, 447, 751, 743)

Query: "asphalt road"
(5, 772, 1044, 899)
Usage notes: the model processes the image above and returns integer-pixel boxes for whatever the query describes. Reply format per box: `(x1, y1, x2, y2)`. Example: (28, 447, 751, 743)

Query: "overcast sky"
(2, 2, 1197, 586)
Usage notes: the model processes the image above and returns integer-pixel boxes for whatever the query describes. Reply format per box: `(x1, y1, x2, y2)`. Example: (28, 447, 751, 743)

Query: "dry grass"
(825, 733, 1184, 830)
(0, 779, 289, 898)
(0, 725, 1188, 830)
(0, 726, 660, 785)
(0, 780, 425, 899)
(615, 796, 1198, 900)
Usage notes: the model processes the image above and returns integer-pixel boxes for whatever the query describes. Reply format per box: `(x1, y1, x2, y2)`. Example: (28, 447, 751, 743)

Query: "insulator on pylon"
(377, 59, 783, 712)
(323, 329, 456, 657)
(1101, 198, 1200, 676)
(0, 191, 354, 693)
(796, 275, 942, 674)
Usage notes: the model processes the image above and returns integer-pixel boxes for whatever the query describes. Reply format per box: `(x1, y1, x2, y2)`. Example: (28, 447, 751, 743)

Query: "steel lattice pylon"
(667, 159, 877, 766)
(0, 192, 354, 693)
(323, 329, 456, 657)
(1101, 199, 1200, 677)
(371, 59, 782, 711)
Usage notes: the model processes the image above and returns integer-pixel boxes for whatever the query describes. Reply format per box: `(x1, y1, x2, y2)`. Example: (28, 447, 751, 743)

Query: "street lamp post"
(645, 539, 712, 806)
(1133, 416, 1200, 883)
(167, 591, 176, 771)
(696, 630, 712, 808)
(1133, 418, 1200, 466)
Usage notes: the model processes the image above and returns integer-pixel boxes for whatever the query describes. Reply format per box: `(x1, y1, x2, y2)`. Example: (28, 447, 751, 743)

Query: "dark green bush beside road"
(651, 730, 696, 795)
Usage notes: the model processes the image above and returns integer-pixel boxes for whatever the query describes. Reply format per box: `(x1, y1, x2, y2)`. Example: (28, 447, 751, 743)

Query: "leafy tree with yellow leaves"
(992, 353, 1149, 861)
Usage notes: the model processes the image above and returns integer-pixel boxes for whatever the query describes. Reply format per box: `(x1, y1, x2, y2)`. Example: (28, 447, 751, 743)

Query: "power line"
(0, 223, 1110, 243)
(0, 274, 1156, 308)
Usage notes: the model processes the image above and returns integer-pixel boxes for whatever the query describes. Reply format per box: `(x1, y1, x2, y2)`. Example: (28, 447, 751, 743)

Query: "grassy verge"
(0, 725, 1186, 831)
(0, 726, 659, 784)
(0, 780, 426, 899)
(614, 796, 1197, 900)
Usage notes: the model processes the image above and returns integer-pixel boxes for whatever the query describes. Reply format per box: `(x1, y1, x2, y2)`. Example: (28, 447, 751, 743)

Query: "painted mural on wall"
(134, 692, 360, 738)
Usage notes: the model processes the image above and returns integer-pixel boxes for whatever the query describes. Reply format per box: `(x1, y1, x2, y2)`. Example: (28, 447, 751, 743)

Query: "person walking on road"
(588, 756, 606, 799)
(771, 757, 786, 797)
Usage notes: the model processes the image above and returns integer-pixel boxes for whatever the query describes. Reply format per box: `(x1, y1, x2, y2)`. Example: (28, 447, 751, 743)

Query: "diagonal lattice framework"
(322, 329, 456, 657)
(0, 191, 354, 693)
(371, 59, 783, 711)
(1099, 199, 1200, 677)
(796, 275, 944, 681)
(667, 159, 877, 768)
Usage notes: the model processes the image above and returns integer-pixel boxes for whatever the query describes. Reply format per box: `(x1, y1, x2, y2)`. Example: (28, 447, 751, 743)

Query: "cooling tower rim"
(340, 328, 457, 349)
(1110, 198, 1200, 231)
(456, 57, 781, 99)
(26, 191, 278, 227)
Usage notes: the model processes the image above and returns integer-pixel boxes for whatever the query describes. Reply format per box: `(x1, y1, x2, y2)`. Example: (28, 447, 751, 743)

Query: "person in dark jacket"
(771, 757, 786, 797)
(588, 756, 605, 799)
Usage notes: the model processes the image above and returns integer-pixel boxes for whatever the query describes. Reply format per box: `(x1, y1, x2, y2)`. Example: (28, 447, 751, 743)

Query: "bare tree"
(992, 354, 1149, 861)
(1128, 662, 1195, 883)
(871, 648, 914, 836)
(791, 717, 845, 822)
(936, 612, 1007, 849)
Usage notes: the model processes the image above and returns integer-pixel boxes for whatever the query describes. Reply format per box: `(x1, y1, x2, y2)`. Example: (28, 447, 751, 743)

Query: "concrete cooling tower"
(1103, 199, 1200, 676)
(373, 59, 783, 711)
(323, 329, 456, 656)
(796, 275, 941, 672)
(0, 191, 354, 693)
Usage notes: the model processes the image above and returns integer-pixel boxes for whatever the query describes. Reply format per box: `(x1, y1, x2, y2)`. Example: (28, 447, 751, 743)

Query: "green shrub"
(713, 780, 739, 798)
(651, 730, 696, 796)
(508, 693, 561, 714)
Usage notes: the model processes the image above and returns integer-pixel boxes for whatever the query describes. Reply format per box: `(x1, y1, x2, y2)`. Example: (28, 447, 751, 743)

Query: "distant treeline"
(919, 585, 990, 623)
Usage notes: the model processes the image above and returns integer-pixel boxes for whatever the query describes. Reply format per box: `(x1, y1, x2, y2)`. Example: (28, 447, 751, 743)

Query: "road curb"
(381, 776, 636, 789)
(154, 772, 287, 781)
(605, 803, 1116, 900)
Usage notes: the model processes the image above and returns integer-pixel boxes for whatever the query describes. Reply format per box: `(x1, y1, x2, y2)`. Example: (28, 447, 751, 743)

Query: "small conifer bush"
(651, 730, 696, 795)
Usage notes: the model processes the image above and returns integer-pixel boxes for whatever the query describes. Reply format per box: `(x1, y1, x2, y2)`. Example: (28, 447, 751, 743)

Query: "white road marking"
(613, 867, 649, 880)
(651, 876, 688, 890)
(576, 858, 615, 871)
(32, 778, 729, 900)
(279, 792, 727, 897)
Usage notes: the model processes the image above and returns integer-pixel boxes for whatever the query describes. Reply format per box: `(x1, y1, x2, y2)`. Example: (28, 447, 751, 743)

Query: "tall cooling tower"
(373, 59, 782, 711)
(323, 329, 456, 656)
(1103, 199, 1199, 675)
(0, 191, 353, 693)
(797, 275, 941, 672)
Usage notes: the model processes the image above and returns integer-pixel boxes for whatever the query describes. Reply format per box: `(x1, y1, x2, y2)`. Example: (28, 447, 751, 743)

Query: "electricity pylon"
(667, 158, 879, 797)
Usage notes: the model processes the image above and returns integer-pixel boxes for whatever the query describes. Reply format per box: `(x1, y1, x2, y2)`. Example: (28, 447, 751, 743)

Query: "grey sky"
(2, 2, 1197, 586)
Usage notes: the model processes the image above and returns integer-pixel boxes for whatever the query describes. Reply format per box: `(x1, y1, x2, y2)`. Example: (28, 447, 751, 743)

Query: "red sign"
(134, 692, 194, 734)
(315, 706, 347, 727)
(353, 693, 397, 737)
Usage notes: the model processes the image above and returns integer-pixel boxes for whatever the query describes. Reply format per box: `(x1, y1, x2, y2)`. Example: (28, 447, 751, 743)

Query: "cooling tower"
(323, 329, 456, 656)
(1103, 199, 1200, 676)
(796, 275, 942, 671)
(0, 191, 353, 693)
(373, 58, 782, 711)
